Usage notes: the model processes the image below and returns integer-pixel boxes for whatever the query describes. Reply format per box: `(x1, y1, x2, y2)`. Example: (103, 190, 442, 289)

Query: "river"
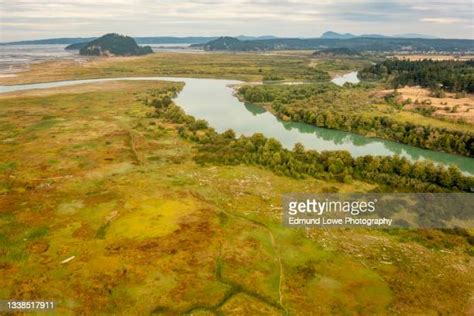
(331, 71, 360, 86)
(0, 75, 473, 175)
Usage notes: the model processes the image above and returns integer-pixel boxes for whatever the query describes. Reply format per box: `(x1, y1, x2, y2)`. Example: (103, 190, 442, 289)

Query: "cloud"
(0, 0, 473, 41)
(421, 17, 464, 24)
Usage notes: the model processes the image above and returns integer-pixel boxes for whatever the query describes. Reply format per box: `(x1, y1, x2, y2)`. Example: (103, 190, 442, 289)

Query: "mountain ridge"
(199, 36, 473, 52)
(2, 32, 444, 46)
(321, 31, 438, 39)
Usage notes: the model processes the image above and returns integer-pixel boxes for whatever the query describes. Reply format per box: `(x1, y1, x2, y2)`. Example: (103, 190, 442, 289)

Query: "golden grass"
(393, 86, 474, 124)
(393, 54, 474, 61)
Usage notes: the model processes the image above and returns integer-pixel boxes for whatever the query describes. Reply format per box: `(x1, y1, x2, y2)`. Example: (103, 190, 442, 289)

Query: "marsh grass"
(0, 80, 472, 314)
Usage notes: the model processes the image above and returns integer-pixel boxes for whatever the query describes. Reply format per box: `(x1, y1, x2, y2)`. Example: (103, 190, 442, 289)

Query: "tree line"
(359, 59, 474, 93)
(238, 84, 474, 157)
(148, 92, 474, 193)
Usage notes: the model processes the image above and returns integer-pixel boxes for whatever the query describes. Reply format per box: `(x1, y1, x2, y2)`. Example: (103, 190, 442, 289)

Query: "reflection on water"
(244, 102, 267, 116)
(0, 76, 472, 175)
(331, 71, 360, 86)
(279, 120, 365, 146)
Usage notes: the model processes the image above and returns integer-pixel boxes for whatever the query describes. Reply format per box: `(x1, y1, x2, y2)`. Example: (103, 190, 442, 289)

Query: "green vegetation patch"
(107, 199, 198, 240)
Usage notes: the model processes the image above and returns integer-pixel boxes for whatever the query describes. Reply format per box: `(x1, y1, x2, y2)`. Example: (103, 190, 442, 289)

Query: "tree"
(223, 129, 236, 139)
(293, 143, 305, 154)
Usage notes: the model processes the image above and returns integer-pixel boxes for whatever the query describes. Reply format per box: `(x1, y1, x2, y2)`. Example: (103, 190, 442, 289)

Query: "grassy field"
(1, 81, 473, 314)
(0, 51, 372, 86)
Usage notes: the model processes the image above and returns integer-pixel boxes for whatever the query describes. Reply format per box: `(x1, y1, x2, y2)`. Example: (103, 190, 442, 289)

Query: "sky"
(0, 0, 473, 42)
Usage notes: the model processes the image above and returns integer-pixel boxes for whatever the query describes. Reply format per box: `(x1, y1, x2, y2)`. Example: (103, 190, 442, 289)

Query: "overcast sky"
(1, 0, 473, 41)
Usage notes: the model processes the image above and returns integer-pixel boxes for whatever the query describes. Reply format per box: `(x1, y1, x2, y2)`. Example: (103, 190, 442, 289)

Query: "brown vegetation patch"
(27, 240, 50, 254)
(388, 86, 474, 123)
(393, 54, 474, 61)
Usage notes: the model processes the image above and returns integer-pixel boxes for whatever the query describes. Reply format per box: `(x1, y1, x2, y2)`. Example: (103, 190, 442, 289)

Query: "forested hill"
(79, 33, 153, 56)
(199, 37, 474, 53)
(65, 42, 88, 50)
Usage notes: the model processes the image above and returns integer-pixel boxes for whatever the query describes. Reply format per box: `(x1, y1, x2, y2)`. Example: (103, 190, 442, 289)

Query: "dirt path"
(223, 210, 287, 314)
(262, 224, 284, 308)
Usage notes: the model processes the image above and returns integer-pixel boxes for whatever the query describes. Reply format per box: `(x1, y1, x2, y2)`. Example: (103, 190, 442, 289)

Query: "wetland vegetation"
(1, 80, 472, 314)
(238, 83, 474, 157)
(149, 91, 473, 191)
(0, 51, 335, 85)
(0, 50, 473, 315)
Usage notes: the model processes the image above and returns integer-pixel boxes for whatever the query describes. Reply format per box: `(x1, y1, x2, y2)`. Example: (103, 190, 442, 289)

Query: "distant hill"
(136, 37, 217, 44)
(200, 37, 243, 51)
(394, 33, 438, 39)
(320, 31, 356, 39)
(201, 36, 474, 53)
(3, 33, 441, 46)
(360, 34, 388, 38)
(236, 35, 278, 41)
(65, 42, 88, 50)
(320, 31, 438, 40)
(2, 35, 281, 46)
(79, 33, 153, 56)
(0, 37, 96, 45)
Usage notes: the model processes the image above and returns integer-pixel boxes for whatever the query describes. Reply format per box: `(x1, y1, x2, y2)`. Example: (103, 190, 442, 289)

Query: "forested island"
(65, 42, 88, 50)
(78, 33, 153, 56)
(198, 36, 474, 53)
